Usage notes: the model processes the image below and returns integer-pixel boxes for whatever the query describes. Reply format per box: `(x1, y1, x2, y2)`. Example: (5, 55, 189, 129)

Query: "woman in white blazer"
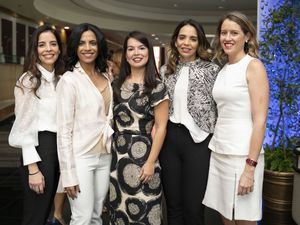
(56, 23, 113, 225)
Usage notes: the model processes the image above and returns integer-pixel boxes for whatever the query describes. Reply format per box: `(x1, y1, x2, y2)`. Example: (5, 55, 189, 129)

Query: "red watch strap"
(246, 158, 257, 167)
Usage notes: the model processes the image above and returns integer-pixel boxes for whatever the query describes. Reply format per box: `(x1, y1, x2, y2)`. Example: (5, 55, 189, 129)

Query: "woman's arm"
(140, 99, 169, 183)
(9, 75, 41, 165)
(238, 59, 269, 196)
(8, 74, 46, 194)
(56, 76, 80, 199)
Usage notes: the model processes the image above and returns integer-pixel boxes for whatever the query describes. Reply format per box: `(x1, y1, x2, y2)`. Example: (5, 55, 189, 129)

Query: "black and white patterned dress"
(108, 79, 168, 225)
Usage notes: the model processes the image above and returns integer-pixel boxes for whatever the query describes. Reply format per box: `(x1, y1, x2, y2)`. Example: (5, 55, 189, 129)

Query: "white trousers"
(68, 153, 112, 225)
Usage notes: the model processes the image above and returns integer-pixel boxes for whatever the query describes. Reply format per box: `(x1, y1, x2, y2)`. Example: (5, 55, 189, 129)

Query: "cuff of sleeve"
(22, 145, 41, 166)
(60, 169, 79, 188)
(152, 96, 169, 107)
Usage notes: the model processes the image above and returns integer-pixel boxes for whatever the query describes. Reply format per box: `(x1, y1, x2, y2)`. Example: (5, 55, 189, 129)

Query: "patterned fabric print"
(109, 79, 168, 225)
(161, 59, 220, 133)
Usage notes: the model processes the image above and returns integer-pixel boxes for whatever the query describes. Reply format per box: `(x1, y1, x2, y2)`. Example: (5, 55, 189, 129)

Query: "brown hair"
(165, 19, 213, 77)
(111, 48, 123, 69)
(21, 25, 64, 97)
(214, 11, 259, 64)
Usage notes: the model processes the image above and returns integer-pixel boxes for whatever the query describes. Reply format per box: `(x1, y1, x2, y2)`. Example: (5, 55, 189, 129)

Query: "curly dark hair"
(65, 23, 108, 73)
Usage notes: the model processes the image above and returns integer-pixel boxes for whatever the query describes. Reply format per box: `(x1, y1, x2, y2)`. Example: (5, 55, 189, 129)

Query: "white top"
(9, 64, 57, 166)
(209, 55, 264, 155)
(170, 66, 209, 143)
(56, 62, 114, 187)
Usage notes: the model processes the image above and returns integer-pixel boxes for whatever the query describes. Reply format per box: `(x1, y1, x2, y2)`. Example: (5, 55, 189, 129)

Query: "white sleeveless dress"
(202, 55, 264, 221)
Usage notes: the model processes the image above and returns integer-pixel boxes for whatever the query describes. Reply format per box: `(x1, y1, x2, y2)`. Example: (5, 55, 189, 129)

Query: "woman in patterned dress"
(108, 31, 169, 225)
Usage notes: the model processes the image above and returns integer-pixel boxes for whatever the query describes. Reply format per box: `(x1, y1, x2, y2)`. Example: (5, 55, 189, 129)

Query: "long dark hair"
(114, 31, 159, 98)
(166, 19, 212, 76)
(21, 25, 64, 96)
(65, 23, 108, 72)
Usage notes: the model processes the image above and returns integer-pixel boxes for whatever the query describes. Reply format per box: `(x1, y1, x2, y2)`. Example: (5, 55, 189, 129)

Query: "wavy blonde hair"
(214, 11, 259, 64)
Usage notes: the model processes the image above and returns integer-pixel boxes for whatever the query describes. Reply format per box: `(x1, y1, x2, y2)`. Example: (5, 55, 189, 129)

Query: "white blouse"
(9, 64, 57, 166)
(170, 66, 209, 143)
(56, 62, 114, 188)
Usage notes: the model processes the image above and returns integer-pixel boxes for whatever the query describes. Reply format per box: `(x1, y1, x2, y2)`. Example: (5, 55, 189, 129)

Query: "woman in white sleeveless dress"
(202, 11, 269, 225)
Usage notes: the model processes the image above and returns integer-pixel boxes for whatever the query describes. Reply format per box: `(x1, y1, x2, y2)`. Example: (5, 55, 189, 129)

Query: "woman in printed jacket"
(159, 19, 220, 225)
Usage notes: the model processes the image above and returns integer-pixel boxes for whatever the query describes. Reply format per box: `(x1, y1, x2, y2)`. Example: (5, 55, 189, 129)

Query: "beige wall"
(0, 64, 23, 101)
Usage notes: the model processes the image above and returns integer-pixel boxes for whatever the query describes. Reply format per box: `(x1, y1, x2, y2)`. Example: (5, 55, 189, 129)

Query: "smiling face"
(126, 37, 149, 69)
(37, 31, 60, 71)
(175, 24, 199, 62)
(77, 30, 98, 66)
(220, 19, 249, 62)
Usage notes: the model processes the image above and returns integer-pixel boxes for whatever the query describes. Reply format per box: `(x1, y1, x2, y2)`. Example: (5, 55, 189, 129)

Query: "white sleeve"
(8, 75, 41, 165)
(56, 76, 79, 187)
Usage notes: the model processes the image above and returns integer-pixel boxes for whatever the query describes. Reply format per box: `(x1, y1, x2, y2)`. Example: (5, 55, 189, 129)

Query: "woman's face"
(175, 24, 199, 62)
(77, 30, 98, 66)
(37, 31, 60, 71)
(220, 19, 249, 58)
(126, 38, 149, 69)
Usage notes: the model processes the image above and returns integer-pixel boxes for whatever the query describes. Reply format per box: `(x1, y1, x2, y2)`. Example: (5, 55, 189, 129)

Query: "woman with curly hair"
(56, 23, 113, 225)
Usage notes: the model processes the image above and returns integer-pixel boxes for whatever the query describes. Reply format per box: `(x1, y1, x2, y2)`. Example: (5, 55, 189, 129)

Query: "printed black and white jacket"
(161, 58, 220, 133)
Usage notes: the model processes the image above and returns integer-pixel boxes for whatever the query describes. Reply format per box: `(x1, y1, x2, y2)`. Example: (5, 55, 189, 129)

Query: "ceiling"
(0, 0, 257, 47)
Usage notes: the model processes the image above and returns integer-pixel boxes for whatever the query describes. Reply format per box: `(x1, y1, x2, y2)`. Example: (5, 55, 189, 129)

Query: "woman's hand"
(28, 163, 45, 194)
(28, 171, 45, 194)
(140, 161, 155, 183)
(238, 165, 255, 196)
(65, 185, 81, 200)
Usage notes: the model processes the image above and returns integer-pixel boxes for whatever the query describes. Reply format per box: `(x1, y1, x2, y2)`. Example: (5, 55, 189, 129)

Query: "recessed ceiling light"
(173, 3, 178, 7)
(151, 33, 156, 37)
(64, 26, 70, 30)
(218, 6, 224, 9)
(155, 37, 159, 40)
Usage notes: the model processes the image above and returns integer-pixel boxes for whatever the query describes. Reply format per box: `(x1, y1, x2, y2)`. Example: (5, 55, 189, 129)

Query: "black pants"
(19, 131, 60, 225)
(159, 121, 212, 225)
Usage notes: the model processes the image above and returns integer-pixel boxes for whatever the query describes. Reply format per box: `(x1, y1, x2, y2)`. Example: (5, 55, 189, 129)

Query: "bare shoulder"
(248, 58, 266, 73)
(247, 58, 268, 81)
